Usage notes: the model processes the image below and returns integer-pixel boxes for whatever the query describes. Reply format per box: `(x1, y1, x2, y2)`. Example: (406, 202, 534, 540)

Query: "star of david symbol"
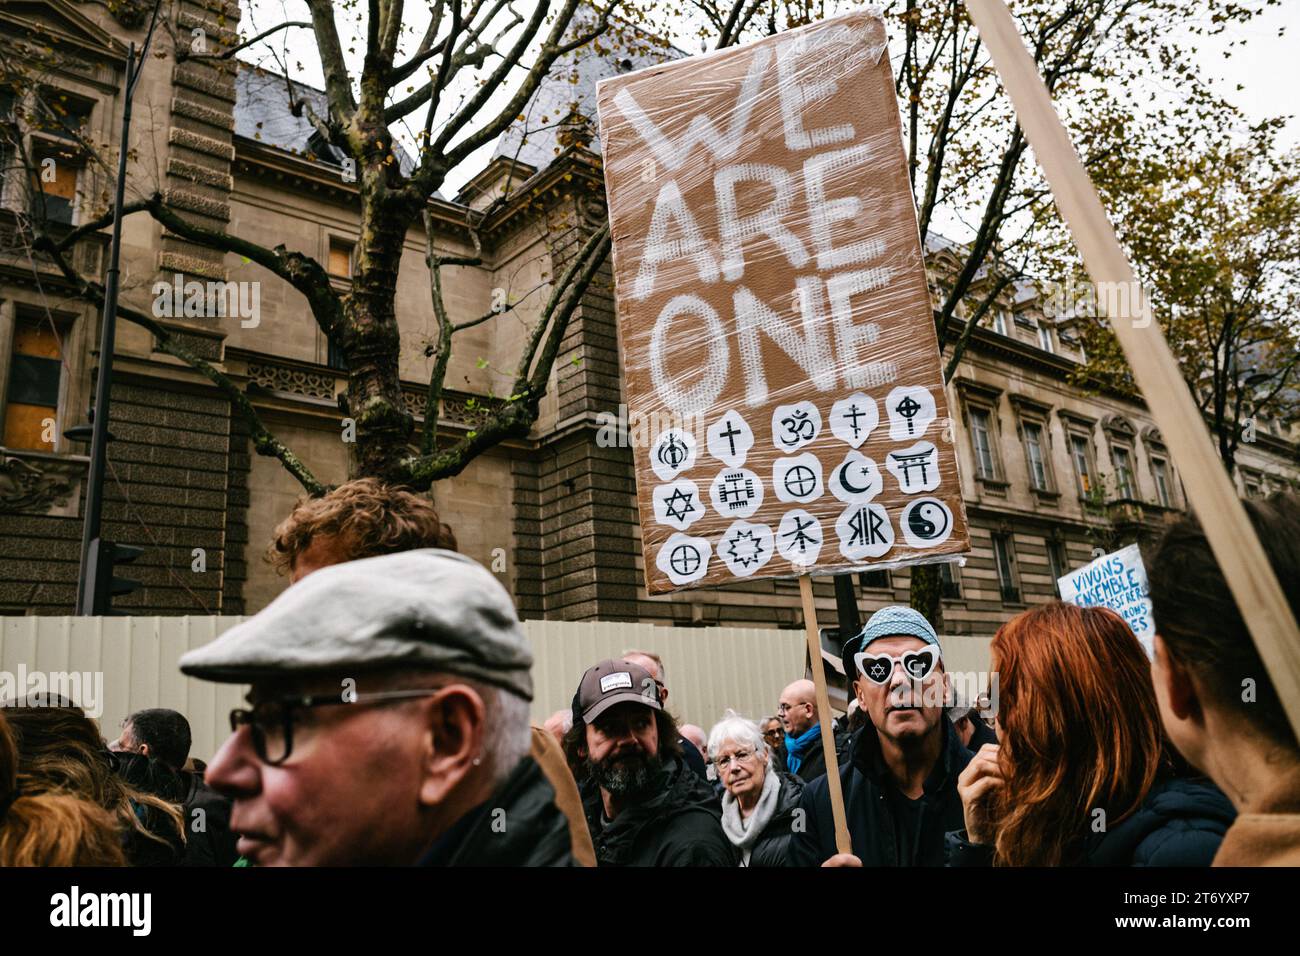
(868, 661, 889, 681)
(725, 529, 765, 568)
(663, 487, 697, 522)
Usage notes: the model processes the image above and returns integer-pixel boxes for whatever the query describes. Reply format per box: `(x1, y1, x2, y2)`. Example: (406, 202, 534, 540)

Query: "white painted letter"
(715, 163, 809, 281)
(804, 144, 884, 270)
(734, 281, 834, 406)
(634, 181, 720, 300)
(650, 295, 729, 416)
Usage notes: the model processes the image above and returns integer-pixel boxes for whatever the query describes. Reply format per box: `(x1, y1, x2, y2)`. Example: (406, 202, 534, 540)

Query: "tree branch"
(177, 21, 313, 63)
(30, 231, 324, 494)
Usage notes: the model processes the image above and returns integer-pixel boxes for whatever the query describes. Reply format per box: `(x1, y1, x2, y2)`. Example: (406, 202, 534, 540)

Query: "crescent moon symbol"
(838, 459, 873, 495)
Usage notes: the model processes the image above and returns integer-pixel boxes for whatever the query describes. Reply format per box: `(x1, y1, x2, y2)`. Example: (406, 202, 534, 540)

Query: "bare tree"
(11, 0, 640, 493)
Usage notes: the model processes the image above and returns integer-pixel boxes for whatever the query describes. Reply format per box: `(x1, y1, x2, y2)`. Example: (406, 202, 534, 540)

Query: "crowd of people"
(1, 477, 1296, 867)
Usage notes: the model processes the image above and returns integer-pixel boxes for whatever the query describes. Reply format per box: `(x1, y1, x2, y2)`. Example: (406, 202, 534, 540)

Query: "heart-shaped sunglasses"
(853, 646, 942, 685)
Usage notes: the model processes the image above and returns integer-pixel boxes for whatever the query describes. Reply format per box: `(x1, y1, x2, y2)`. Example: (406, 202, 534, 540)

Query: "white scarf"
(720, 768, 782, 866)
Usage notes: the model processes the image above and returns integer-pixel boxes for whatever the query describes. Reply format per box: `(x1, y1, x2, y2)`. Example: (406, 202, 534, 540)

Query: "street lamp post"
(75, 2, 163, 614)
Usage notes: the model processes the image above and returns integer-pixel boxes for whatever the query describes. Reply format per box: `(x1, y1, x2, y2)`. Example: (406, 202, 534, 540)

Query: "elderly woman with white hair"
(707, 711, 805, 867)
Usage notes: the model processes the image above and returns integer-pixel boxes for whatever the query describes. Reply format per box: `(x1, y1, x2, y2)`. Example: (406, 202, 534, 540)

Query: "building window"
(19, 92, 93, 227)
(939, 562, 962, 600)
(859, 570, 890, 590)
(992, 533, 1021, 604)
(992, 310, 1009, 335)
(328, 238, 354, 278)
(1111, 444, 1135, 499)
(326, 336, 348, 372)
(1022, 420, 1051, 492)
(970, 407, 998, 480)
(1069, 432, 1095, 496)
(1036, 323, 1055, 353)
(1244, 475, 1262, 499)
(1151, 456, 1172, 507)
(1046, 540, 1068, 596)
(32, 146, 82, 225)
(3, 318, 63, 451)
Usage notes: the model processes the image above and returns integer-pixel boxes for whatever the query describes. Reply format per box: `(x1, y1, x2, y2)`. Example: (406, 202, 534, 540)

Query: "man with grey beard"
(562, 660, 736, 866)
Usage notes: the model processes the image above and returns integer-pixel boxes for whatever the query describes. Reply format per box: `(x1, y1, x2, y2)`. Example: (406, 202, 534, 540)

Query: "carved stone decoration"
(106, 0, 152, 28)
(0, 454, 77, 514)
(247, 361, 338, 400)
(1102, 413, 1137, 438)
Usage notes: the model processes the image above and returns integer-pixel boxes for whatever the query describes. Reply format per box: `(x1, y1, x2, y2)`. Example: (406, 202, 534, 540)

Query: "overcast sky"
(1185, 0, 1297, 148)
(233, 0, 1299, 199)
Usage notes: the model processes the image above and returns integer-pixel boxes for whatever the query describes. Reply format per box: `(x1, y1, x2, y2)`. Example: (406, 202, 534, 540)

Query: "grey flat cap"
(178, 549, 533, 699)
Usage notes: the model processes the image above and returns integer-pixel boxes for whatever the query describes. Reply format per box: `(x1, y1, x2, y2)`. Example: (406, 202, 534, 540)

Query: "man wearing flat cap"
(561, 660, 737, 866)
(180, 548, 577, 866)
(787, 605, 977, 867)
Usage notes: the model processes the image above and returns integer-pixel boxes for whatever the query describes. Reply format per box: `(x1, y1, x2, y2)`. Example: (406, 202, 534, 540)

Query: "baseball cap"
(574, 659, 661, 725)
(178, 549, 534, 700)
(841, 604, 942, 678)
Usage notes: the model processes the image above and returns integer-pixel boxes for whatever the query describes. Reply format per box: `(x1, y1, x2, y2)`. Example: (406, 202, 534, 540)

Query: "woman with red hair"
(949, 602, 1233, 866)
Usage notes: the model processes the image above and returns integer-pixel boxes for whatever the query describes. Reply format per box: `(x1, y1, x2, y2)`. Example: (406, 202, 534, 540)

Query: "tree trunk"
(909, 562, 944, 632)
(344, 188, 416, 482)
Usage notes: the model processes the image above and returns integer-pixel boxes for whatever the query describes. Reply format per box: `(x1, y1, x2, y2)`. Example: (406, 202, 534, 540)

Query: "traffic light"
(87, 537, 144, 614)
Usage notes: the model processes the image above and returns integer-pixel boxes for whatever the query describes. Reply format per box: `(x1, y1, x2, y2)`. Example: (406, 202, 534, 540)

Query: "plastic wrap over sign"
(596, 9, 970, 594)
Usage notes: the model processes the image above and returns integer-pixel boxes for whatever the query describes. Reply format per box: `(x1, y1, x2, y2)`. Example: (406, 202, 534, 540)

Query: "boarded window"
(4, 319, 63, 450)
(33, 150, 79, 225)
(328, 238, 354, 277)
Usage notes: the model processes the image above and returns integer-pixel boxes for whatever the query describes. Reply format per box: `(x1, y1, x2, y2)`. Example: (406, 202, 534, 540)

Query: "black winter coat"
(744, 772, 805, 868)
(786, 722, 974, 867)
(417, 755, 578, 866)
(580, 756, 738, 866)
(181, 772, 239, 868)
(946, 775, 1235, 867)
(788, 729, 850, 784)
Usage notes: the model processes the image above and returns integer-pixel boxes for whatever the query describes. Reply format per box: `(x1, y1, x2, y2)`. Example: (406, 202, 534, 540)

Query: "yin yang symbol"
(901, 497, 954, 548)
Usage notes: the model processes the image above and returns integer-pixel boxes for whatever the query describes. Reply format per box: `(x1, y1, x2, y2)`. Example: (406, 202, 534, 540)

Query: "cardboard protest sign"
(1057, 544, 1156, 653)
(597, 10, 970, 594)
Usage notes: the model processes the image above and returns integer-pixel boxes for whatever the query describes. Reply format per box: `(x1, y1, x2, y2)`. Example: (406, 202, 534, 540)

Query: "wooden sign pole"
(799, 575, 853, 857)
(966, 0, 1300, 740)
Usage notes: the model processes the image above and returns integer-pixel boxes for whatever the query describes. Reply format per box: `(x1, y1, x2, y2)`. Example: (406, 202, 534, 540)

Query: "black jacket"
(745, 772, 806, 868)
(947, 775, 1235, 867)
(788, 729, 850, 784)
(680, 737, 709, 780)
(787, 722, 973, 866)
(965, 719, 998, 752)
(181, 771, 240, 868)
(417, 755, 577, 866)
(579, 756, 738, 866)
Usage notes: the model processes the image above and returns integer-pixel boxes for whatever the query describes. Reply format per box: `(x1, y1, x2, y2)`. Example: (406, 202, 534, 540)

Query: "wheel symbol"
(669, 544, 702, 576)
(783, 464, 817, 498)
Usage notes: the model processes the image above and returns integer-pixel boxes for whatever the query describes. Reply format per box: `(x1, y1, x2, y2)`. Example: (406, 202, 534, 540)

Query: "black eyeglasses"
(229, 689, 442, 766)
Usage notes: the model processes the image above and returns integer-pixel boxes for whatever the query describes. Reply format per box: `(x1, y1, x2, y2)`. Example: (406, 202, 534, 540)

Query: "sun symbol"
(726, 530, 764, 568)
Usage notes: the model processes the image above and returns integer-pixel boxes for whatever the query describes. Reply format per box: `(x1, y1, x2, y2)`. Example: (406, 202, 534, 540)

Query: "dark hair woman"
(1148, 491, 1300, 866)
(949, 602, 1234, 866)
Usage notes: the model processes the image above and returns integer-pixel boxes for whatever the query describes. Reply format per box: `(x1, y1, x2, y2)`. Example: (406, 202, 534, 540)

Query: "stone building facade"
(2, 2, 1296, 633)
